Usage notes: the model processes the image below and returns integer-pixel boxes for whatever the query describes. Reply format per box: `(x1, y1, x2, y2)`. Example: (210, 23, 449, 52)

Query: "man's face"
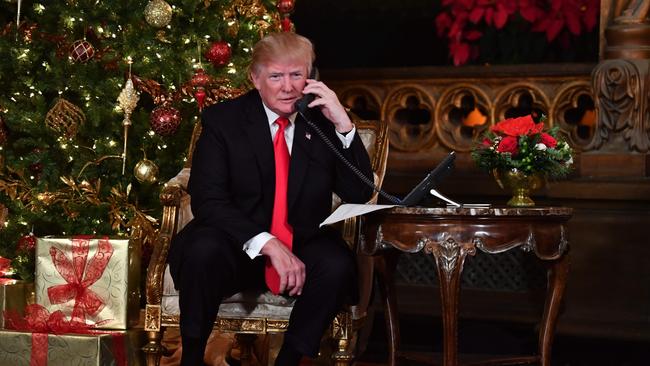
(251, 61, 308, 117)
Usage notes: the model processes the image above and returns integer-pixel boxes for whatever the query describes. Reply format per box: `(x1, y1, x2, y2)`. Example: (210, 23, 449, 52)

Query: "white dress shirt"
(242, 103, 356, 258)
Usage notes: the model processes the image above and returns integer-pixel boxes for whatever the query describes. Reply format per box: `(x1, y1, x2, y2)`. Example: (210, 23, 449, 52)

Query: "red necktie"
(265, 117, 293, 294)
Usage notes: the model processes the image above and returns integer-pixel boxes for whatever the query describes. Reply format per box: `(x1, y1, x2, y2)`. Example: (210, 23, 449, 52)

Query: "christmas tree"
(0, 0, 287, 280)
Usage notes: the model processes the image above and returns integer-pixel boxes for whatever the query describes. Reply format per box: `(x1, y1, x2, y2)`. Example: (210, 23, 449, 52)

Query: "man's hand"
(302, 79, 353, 133)
(261, 238, 305, 296)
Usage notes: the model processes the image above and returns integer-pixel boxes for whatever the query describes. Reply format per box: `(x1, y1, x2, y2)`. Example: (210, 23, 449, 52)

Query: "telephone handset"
(294, 66, 319, 114)
(294, 67, 402, 204)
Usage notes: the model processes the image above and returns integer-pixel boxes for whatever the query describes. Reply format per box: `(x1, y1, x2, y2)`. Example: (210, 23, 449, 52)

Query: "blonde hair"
(250, 32, 315, 76)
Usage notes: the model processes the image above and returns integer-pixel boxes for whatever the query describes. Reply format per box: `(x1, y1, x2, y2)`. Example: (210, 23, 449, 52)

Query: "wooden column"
(588, 0, 650, 176)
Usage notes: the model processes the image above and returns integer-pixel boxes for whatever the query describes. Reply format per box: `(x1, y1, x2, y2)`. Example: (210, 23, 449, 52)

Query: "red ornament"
(17, 233, 37, 253)
(194, 89, 206, 111)
(0, 114, 7, 145)
(191, 68, 212, 111)
(281, 17, 292, 32)
(150, 105, 181, 136)
(277, 0, 295, 14)
(69, 40, 95, 63)
(205, 41, 231, 68)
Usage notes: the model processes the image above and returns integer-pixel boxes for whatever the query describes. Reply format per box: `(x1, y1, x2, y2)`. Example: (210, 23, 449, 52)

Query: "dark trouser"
(174, 225, 356, 365)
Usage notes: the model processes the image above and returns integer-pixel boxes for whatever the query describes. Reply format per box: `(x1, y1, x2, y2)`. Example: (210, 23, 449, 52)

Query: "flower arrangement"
(471, 115, 574, 178)
(435, 0, 599, 65)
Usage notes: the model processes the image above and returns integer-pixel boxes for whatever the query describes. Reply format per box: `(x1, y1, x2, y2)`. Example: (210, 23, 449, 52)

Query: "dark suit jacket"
(168, 89, 373, 284)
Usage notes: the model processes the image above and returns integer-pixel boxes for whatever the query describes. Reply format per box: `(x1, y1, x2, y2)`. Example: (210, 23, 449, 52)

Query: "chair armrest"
(145, 183, 185, 306)
(160, 184, 184, 207)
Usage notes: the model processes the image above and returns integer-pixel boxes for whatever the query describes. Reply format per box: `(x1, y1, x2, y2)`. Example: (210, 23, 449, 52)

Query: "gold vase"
(493, 169, 544, 207)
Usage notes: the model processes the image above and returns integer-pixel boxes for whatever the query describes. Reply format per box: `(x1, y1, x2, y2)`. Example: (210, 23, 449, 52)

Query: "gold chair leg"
(331, 312, 354, 366)
(142, 329, 166, 366)
(332, 337, 353, 366)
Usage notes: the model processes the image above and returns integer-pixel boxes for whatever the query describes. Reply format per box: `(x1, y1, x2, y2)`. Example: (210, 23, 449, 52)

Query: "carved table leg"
(539, 253, 570, 366)
(375, 250, 401, 366)
(425, 237, 476, 366)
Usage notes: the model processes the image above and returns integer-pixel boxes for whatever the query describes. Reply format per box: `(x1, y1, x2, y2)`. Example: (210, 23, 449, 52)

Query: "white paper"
(320, 204, 398, 227)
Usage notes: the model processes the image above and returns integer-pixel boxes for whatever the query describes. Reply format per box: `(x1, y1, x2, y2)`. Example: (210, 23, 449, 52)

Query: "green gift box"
(0, 329, 142, 366)
(0, 280, 33, 329)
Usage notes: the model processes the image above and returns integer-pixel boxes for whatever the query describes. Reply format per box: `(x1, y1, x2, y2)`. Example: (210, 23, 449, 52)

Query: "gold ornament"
(144, 0, 173, 28)
(134, 158, 159, 184)
(117, 74, 140, 175)
(45, 98, 85, 138)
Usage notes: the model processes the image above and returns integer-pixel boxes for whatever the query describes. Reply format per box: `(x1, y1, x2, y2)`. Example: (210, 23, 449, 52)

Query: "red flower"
(482, 137, 493, 147)
(436, 0, 483, 65)
(519, 0, 546, 23)
(437, 0, 599, 65)
(491, 115, 538, 136)
(531, 0, 599, 41)
(497, 136, 519, 155)
(540, 133, 557, 148)
(469, 0, 518, 29)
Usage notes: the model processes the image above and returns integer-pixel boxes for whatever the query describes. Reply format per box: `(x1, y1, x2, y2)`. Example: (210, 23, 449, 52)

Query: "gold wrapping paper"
(0, 280, 33, 329)
(0, 329, 142, 366)
(35, 238, 138, 329)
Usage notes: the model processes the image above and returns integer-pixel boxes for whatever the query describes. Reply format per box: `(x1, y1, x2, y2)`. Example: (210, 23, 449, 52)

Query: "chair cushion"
(162, 265, 295, 319)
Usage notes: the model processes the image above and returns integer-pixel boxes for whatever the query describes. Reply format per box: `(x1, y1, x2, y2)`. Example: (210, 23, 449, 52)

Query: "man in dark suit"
(168, 32, 373, 366)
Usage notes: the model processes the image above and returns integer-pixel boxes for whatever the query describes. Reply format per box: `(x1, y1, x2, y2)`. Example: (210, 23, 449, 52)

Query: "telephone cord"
(300, 113, 402, 205)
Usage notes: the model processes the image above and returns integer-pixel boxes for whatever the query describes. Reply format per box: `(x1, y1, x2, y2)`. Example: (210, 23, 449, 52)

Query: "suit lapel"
(243, 91, 275, 207)
(288, 114, 313, 212)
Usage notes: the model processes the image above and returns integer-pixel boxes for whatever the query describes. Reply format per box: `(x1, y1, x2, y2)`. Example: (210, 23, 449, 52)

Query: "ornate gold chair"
(142, 117, 390, 366)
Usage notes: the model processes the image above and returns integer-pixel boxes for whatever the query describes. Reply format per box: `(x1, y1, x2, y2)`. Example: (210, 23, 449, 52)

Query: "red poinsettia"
(490, 115, 544, 136)
(436, 1, 482, 65)
(436, 0, 600, 65)
(531, 0, 599, 41)
(469, 0, 518, 29)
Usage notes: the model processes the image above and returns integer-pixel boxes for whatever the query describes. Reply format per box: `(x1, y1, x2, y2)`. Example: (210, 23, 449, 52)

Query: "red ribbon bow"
(46, 236, 114, 324)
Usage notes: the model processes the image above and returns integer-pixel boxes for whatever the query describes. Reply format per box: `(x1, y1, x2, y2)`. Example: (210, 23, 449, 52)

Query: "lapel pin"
(305, 132, 311, 140)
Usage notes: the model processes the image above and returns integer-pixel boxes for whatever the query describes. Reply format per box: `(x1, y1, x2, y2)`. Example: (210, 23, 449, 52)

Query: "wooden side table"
(361, 206, 572, 366)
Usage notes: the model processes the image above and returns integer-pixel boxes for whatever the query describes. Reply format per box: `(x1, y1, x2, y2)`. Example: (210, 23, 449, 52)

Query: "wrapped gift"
(0, 280, 33, 329)
(1, 304, 142, 365)
(35, 236, 138, 329)
(0, 328, 141, 366)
